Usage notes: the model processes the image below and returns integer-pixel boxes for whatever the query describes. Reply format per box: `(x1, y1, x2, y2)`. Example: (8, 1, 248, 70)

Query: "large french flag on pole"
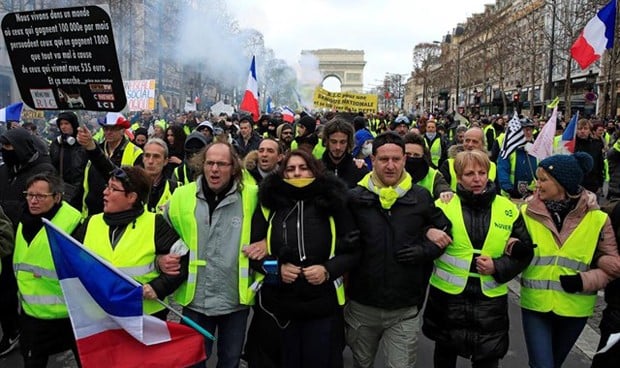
(0, 101, 23, 122)
(570, 0, 616, 69)
(239, 55, 260, 121)
(44, 220, 206, 368)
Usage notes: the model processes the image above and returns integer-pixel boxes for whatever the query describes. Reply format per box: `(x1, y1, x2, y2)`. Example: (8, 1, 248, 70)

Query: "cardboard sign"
(123, 80, 156, 112)
(1, 5, 126, 111)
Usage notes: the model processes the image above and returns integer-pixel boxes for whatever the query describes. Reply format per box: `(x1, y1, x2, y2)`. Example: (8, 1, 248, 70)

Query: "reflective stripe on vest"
(13, 203, 82, 319)
(448, 159, 497, 191)
(520, 205, 605, 317)
(167, 181, 260, 306)
(83, 211, 164, 314)
(431, 195, 517, 297)
(264, 209, 345, 306)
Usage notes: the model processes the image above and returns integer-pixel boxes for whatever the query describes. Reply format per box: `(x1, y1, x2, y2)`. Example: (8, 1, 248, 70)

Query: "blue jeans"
(521, 309, 587, 368)
(182, 307, 249, 368)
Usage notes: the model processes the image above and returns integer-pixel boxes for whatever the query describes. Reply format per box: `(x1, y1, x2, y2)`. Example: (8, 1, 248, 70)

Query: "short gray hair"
(145, 138, 169, 158)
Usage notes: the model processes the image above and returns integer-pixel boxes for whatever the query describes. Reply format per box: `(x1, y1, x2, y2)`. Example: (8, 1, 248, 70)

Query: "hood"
(0, 128, 36, 164)
(184, 131, 210, 153)
(447, 144, 464, 158)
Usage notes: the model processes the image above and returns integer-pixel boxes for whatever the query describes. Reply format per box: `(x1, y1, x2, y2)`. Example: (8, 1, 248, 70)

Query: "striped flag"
(527, 106, 558, 160)
(282, 106, 295, 123)
(239, 55, 260, 121)
(500, 111, 525, 160)
(0, 102, 23, 122)
(571, 0, 616, 69)
(561, 111, 579, 153)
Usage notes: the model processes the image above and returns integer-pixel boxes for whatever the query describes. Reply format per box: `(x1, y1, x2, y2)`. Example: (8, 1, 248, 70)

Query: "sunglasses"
(109, 167, 133, 192)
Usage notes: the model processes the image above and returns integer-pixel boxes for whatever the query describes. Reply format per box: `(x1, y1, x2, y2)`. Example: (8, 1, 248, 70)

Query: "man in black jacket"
(321, 118, 368, 188)
(345, 132, 452, 368)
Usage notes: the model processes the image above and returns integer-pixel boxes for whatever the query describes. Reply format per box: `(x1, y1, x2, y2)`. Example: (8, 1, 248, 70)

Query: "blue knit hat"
(538, 152, 593, 196)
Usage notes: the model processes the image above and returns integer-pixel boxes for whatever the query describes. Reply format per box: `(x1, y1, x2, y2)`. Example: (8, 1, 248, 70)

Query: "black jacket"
(0, 128, 55, 226)
(235, 132, 262, 158)
(49, 137, 88, 208)
(422, 183, 533, 361)
(347, 181, 451, 310)
(576, 136, 605, 193)
(321, 152, 368, 188)
(251, 173, 359, 320)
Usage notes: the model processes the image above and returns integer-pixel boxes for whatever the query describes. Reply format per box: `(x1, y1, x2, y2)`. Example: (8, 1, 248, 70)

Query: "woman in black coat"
(247, 149, 359, 368)
(422, 150, 534, 368)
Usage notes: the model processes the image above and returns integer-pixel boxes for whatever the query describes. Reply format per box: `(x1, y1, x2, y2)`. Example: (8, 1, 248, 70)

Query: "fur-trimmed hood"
(259, 172, 347, 214)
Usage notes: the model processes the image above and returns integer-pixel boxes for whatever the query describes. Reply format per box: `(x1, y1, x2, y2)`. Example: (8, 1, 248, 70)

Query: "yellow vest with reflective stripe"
(81, 141, 143, 218)
(167, 182, 260, 306)
(432, 195, 516, 297)
(520, 205, 605, 317)
(13, 203, 82, 319)
(263, 208, 345, 305)
(146, 180, 175, 214)
(447, 158, 497, 191)
(83, 211, 164, 314)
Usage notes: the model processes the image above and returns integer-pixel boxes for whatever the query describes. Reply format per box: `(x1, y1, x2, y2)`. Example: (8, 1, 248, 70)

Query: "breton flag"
(282, 106, 295, 123)
(571, 0, 616, 69)
(500, 111, 525, 160)
(239, 55, 260, 121)
(561, 111, 580, 153)
(44, 220, 206, 368)
(0, 102, 23, 122)
(528, 106, 558, 160)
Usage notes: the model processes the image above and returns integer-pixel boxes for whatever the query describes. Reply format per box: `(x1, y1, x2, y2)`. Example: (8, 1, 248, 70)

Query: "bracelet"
(324, 269, 330, 282)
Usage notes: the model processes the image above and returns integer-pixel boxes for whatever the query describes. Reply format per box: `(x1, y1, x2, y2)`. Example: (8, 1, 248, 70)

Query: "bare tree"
(413, 42, 441, 113)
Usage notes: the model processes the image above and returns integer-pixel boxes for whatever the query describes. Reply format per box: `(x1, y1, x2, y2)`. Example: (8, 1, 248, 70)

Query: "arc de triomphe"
(301, 49, 366, 93)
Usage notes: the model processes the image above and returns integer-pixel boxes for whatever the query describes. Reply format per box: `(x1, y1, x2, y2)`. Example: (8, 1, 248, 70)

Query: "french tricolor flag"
(0, 101, 23, 122)
(570, 0, 616, 69)
(561, 111, 579, 154)
(239, 55, 260, 121)
(44, 220, 206, 368)
(282, 106, 295, 123)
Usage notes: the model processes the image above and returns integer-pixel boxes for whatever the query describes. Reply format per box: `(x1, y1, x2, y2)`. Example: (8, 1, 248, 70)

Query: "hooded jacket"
(0, 128, 55, 225)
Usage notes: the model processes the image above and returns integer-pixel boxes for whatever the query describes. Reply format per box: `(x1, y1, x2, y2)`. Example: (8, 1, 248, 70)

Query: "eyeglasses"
(204, 160, 232, 168)
(104, 184, 126, 193)
(23, 192, 55, 201)
(109, 167, 132, 192)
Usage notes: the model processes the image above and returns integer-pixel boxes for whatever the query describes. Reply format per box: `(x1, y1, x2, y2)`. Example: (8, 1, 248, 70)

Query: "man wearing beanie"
(49, 111, 88, 209)
(291, 114, 325, 159)
(519, 152, 619, 368)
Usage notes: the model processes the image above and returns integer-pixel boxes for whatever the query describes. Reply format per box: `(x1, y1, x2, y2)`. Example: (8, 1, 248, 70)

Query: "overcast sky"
(229, 0, 491, 91)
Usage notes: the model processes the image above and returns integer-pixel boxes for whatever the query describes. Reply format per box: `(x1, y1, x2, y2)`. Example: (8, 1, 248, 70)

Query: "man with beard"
(276, 123, 294, 152)
(321, 118, 368, 188)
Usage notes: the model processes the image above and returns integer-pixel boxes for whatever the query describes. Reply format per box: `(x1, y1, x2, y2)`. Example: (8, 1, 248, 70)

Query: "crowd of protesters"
(0, 106, 620, 368)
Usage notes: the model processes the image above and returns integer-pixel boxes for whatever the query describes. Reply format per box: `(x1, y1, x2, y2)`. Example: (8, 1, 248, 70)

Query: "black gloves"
(395, 244, 425, 264)
(510, 241, 536, 259)
(560, 274, 583, 293)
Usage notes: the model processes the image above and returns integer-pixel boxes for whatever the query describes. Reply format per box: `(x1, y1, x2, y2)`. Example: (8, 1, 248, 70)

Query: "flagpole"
(155, 299, 216, 341)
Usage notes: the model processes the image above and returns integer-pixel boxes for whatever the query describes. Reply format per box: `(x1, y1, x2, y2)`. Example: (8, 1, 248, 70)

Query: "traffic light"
(513, 93, 520, 102)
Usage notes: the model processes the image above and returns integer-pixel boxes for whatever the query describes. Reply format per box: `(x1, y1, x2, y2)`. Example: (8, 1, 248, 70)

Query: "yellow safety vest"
(483, 125, 496, 142)
(448, 158, 497, 191)
(290, 138, 326, 159)
(81, 141, 143, 218)
(13, 203, 82, 319)
(262, 208, 345, 305)
(167, 181, 260, 306)
(83, 211, 164, 314)
(417, 168, 438, 196)
(425, 137, 442, 167)
(432, 195, 516, 297)
(146, 180, 176, 214)
(173, 164, 192, 185)
(520, 205, 605, 317)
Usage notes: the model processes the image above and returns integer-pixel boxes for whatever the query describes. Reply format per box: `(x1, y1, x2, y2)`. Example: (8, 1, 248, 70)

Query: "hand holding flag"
(44, 219, 207, 368)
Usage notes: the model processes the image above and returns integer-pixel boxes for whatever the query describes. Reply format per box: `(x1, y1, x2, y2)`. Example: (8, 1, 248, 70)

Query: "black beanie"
(538, 152, 593, 196)
(298, 115, 316, 134)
